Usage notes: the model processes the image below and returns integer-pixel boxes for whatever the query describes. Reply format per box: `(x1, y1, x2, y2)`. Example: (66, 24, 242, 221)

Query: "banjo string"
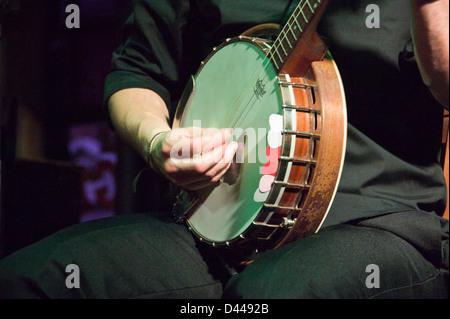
(221, 0, 310, 130)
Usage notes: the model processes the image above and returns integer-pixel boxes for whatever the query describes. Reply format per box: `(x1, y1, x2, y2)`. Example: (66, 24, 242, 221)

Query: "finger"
(190, 128, 233, 157)
(174, 142, 238, 189)
(171, 161, 230, 188)
(166, 128, 233, 159)
(203, 141, 238, 180)
(210, 162, 232, 183)
(165, 141, 236, 188)
(169, 141, 231, 174)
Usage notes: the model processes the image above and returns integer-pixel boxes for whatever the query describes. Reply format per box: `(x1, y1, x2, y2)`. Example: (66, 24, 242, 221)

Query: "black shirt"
(104, 0, 447, 227)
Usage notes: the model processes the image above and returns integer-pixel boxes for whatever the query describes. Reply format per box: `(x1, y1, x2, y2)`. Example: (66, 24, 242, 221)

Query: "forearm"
(108, 88, 171, 161)
(411, 0, 449, 108)
(107, 87, 237, 191)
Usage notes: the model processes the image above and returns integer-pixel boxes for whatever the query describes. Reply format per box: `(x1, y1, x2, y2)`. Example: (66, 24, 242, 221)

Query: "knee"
(0, 251, 45, 298)
(0, 242, 77, 299)
(223, 266, 349, 299)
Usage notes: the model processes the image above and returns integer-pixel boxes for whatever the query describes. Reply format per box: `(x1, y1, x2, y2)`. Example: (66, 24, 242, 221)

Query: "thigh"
(0, 213, 223, 299)
(223, 223, 448, 299)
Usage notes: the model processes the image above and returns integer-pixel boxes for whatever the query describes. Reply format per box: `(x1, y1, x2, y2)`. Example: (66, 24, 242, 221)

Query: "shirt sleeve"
(103, 0, 191, 109)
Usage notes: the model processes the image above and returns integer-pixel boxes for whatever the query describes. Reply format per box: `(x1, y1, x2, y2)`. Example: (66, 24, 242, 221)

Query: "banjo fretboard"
(270, 0, 325, 71)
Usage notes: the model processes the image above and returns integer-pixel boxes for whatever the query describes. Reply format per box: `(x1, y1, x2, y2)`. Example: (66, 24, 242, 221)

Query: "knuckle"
(204, 169, 216, 178)
(192, 163, 206, 173)
(161, 143, 172, 156)
(163, 161, 177, 175)
(210, 175, 222, 183)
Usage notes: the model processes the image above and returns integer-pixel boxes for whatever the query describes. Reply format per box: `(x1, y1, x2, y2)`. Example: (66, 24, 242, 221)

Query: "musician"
(0, 0, 448, 298)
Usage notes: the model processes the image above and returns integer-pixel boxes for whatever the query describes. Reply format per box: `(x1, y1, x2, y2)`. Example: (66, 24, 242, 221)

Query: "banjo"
(172, 0, 347, 254)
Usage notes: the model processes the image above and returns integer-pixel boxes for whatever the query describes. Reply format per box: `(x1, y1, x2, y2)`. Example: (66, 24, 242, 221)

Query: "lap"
(0, 213, 222, 299)
(0, 210, 447, 299)
(223, 219, 449, 299)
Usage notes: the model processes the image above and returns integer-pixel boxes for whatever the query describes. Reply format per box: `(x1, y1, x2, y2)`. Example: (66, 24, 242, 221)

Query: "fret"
(306, 0, 315, 13)
(272, 56, 280, 70)
(268, 0, 326, 71)
(276, 49, 284, 63)
(280, 41, 288, 56)
(289, 24, 298, 41)
(300, 8, 309, 23)
(293, 17, 303, 33)
(308, 0, 321, 10)
(282, 29, 293, 49)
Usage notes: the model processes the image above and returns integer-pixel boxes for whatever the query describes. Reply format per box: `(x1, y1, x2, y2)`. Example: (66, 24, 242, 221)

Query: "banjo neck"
(273, 0, 330, 76)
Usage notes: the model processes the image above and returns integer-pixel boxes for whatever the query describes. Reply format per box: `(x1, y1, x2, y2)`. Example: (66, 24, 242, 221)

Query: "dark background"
(0, 0, 147, 257)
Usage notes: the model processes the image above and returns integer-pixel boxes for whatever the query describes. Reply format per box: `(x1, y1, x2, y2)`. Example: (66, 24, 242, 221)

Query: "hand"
(150, 127, 238, 191)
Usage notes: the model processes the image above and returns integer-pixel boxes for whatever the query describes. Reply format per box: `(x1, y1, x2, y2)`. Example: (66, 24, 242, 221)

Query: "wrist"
(146, 131, 169, 172)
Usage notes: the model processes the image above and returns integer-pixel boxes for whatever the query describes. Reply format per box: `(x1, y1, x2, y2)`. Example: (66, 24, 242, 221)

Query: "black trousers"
(0, 211, 448, 299)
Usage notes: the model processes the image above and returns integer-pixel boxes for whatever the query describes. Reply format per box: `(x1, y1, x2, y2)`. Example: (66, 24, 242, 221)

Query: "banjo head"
(173, 36, 347, 252)
(176, 38, 283, 245)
